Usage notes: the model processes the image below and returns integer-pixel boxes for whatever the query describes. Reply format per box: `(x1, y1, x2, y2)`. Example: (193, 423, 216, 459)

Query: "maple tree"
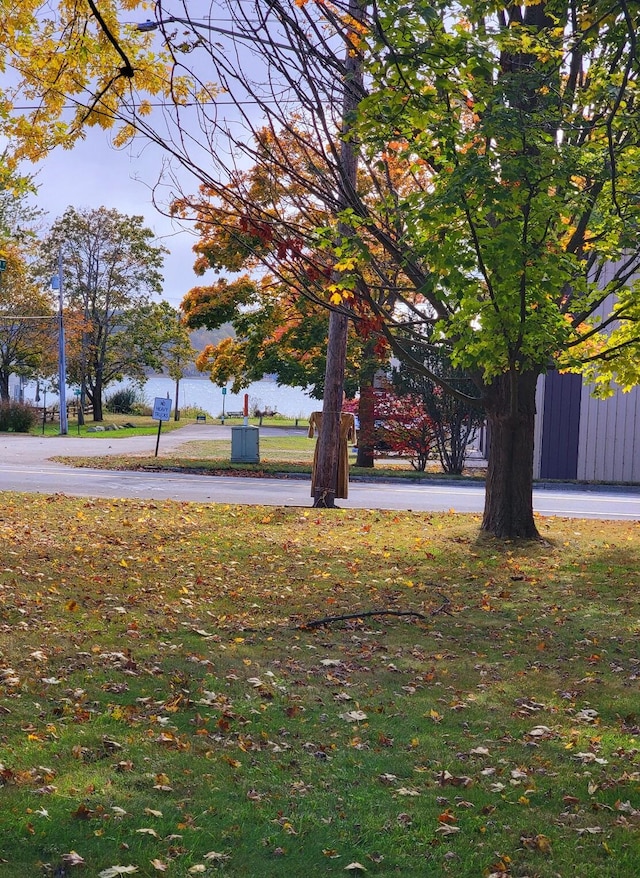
(184, 278, 384, 467)
(185, 282, 362, 399)
(344, 0, 640, 536)
(5, 1, 640, 535)
(0, 245, 55, 400)
(88, 0, 639, 536)
(176, 126, 391, 468)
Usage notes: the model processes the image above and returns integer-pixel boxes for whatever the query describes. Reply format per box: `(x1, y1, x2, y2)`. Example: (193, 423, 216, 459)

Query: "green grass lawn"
(32, 413, 203, 439)
(0, 496, 637, 877)
(32, 413, 309, 440)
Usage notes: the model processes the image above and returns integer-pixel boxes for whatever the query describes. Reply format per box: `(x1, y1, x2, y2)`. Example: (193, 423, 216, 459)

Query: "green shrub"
(0, 401, 38, 432)
(180, 404, 210, 419)
(131, 402, 152, 416)
(105, 386, 147, 415)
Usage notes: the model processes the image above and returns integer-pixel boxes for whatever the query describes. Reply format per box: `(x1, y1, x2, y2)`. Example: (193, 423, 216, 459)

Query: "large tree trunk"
(0, 372, 9, 402)
(312, 0, 363, 506)
(91, 376, 103, 422)
(482, 370, 540, 540)
(356, 383, 375, 468)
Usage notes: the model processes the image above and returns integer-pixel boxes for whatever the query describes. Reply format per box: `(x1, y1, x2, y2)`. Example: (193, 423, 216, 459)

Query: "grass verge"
(31, 415, 308, 440)
(54, 434, 485, 482)
(0, 496, 638, 877)
(32, 414, 199, 439)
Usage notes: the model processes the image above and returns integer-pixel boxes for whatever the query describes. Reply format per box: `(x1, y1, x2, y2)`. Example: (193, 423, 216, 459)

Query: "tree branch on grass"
(299, 598, 452, 629)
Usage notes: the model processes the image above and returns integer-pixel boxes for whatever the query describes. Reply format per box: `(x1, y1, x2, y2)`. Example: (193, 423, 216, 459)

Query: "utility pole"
(56, 249, 68, 435)
(312, 0, 365, 507)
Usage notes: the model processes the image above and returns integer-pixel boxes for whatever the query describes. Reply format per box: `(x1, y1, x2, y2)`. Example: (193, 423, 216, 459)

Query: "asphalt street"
(1, 425, 639, 520)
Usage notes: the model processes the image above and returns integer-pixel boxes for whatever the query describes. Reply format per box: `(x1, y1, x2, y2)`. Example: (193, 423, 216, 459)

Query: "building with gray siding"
(534, 372, 640, 483)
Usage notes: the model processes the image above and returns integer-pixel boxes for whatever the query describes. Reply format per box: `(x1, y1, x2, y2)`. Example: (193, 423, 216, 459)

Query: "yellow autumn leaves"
(0, 1, 171, 166)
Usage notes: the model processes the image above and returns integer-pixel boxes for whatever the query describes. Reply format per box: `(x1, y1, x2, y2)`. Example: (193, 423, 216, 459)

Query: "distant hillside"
(142, 324, 234, 378)
(189, 324, 235, 351)
(180, 324, 234, 376)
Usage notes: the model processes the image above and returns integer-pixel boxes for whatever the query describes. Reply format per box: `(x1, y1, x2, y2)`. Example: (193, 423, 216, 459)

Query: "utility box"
(231, 425, 260, 463)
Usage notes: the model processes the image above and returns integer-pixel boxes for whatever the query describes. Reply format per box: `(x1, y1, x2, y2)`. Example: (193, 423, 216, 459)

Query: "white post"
(57, 248, 68, 435)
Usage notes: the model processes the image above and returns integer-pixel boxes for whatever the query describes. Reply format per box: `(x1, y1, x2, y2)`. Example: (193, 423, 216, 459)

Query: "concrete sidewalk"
(0, 423, 233, 465)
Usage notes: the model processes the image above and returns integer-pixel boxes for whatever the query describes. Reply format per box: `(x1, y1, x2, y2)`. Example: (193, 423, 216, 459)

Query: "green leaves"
(36, 206, 169, 417)
(354, 0, 640, 386)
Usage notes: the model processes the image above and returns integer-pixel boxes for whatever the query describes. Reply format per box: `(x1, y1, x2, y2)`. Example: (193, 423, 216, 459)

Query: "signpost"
(153, 397, 172, 457)
(221, 386, 227, 422)
(51, 250, 68, 435)
(74, 388, 82, 435)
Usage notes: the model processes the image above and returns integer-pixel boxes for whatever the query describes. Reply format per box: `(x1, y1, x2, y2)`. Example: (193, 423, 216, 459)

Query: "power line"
(10, 98, 296, 110)
(0, 315, 56, 320)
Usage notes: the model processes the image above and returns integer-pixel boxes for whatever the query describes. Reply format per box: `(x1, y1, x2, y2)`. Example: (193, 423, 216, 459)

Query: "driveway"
(0, 423, 235, 464)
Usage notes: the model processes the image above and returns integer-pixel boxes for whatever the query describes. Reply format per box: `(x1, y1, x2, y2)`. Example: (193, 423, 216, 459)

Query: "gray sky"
(29, 128, 200, 309)
(22, 2, 264, 310)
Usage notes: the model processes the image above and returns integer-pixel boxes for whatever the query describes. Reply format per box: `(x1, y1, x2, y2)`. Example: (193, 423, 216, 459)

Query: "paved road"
(1, 427, 639, 520)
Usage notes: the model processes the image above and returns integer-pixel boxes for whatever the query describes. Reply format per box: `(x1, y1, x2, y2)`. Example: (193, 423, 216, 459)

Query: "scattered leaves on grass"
(98, 868, 139, 878)
(339, 710, 368, 722)
(203, 851, 231, 863)
(0, 496, 638, 877)
(520, 832, 552, 853)
(61, 851, 86, 867)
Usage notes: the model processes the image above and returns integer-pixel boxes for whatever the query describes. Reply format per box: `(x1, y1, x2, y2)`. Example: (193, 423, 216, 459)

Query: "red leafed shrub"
(345, 390, 436, 471)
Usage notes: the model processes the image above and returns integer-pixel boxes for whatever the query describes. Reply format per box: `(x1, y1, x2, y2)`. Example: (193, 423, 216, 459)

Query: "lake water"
(144, 376, 317, 418)
(21, 376, 318, 420)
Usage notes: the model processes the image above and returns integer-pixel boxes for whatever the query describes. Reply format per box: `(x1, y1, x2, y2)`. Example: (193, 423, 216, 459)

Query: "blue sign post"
(153, 397, 172, 457)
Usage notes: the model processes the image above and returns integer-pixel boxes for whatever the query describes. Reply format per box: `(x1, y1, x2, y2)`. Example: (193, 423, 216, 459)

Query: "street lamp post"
(53, 249, 68, 436)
